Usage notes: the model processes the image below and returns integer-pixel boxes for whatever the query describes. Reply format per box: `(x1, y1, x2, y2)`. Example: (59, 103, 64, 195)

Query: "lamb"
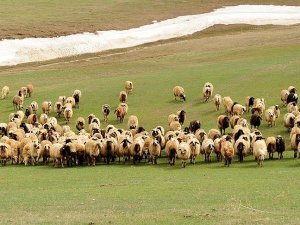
(266, 136, 276, 159)
(127, 115, 138, 130)
(0, 143, 11, 166)
(220, 138, 234, 167)
(165, 137, 179, 165)
(1, 86, 9, 99)
(26, 84, 33, 97)
(245, 96, 255, 112)
(202, 82, 213, 102)
(85, 139, 101, 166)
(213, 94, 222, 111)
(223, 96, 234, 115)
(114, 106, 126, 123)
(253, 136, 267, 166)
(72, 89, 81, 108)
(149, 138, 161, 164)
(217, 115, 230, 135)
(54, 102, 63, 117)
(119, 91, 127, 103)
(232, 103, 246, 116)
(169, 121, 181, 131)
(283, 113, 295, 131)
(125, 81, 133, 94)
(275, 135, 285, 159)
(173, 86, 186, 101)
(189, 120, 201, 134)
(102, 104, 110, 122)
(287, 102, 298, 113)
(64, 107, 73, 124)
(187, 138, 200, 164)
(76, 117, 85, 131)
(42, 101, 52, 114)
(37, 140, 52, 165)
(201, 138, 215, 162)
(176, 110, 186, 125)
(234, 138, 250, 162)
(250, 114, 262, 129)
(265, 108, 276, 127)
(12, 95, 23, 110)
(49, 143, 65, 167)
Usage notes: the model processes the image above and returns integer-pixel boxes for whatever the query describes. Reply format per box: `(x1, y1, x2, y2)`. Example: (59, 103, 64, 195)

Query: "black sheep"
(178, 110, 186, 125)
(189, 120, 201, 134)
(250, 114, 262, 129)
(275, 135, 285, 159)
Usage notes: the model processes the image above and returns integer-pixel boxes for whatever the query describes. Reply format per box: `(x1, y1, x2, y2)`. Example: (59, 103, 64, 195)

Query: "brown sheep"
(12, 95, 23, 110)
(26, 84, 33, 97)
(119, 91, 127, 103)
(173, 86, 186, 101)
(217, 115, 230, 135)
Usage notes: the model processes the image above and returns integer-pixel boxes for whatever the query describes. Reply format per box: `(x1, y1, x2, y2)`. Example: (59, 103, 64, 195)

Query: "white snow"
(1, 5, 300, 66)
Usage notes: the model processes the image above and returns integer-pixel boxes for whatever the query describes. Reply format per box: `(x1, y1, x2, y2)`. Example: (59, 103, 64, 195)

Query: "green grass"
(0, 13, 300, 225)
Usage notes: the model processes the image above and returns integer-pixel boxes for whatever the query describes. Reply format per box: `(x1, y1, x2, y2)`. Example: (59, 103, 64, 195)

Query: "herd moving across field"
(0, 81, 299, 168)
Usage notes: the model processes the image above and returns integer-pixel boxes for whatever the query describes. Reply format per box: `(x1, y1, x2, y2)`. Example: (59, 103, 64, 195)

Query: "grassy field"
(1, 1, 300, 225)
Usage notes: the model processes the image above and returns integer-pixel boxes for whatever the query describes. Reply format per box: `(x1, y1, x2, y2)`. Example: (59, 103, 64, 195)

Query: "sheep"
(76, 117, 85, 131)
(0, 123, 7, 136)
(22, 140, 40, 166)
(213, 138, 222, 161)
(66, 97, 75, 108)
(276, 135, 285, 159)
(176, 110, 186, 125)
(118, 102, 128, 114)
(217, 115, 230, 135)
(169, 121, 181, 131)
(12, 95, 23, 110)
(20, 87, 28, 98)
(213, 94, 222, 111)
(252, 98, 265, 115)
(266, 136, 276, 159)
(49, 143, 65, 167)
(165, 137, 179, 165)
(250, 114, 262, 129)
(234, 138, 250, 162)
(201, 138, 215, 162)
(253, 136, 267, 166)
(283, 113, 295, 131)
(37, 140, 52, 164)
(102, 104, 110, 122)
(85, 139, 101, 166)
(0, 143, 11, 166)
(287, 92, 298, 105)
(207, 129, 221, 140)
(291, 133, 300, 158)
(25, 106, 33, 118)
(223, 96, 234, 115)
(102, 138, 117, 164)
(232, 103, 246, 116)
(125, 81, 133, 94)
(130, 137, 145, 164)
(173, 86, 186, 101)
(280, 89, 289, 105)
(117, 137, 132, 162)
(1, 86, 9, 99)
(187, 138, 200, 164)
(220, 138, 234, 167)
(177, 142, 190, 168)
(6, 139, 20, 164)
(195, 129, 207, 144)
(269, 105, 280, 118)
(27, 114, 38, 125)
(72, 89, 81, 108)
(39, 113, 48, 125)
(114, 106, 126, 123)
(245, 96, 255, 112)
(265, 108, 276, 127)
(119, 91, 127, 103)
(64, 107, 73, 124)
(202, 82, 213, 102)
(54, 102, 63, 117)
(149, 138, 161, 164)
(189, 120, 201, 134)
(237, 118, 248, 128)
(26, 84, 33, 97)
(287, 102, 298, 113)
(229, 115, 239, 129)
(127, 115, 138, 130)
(288, 86, 297, 94)
(42, 101, 52, 114)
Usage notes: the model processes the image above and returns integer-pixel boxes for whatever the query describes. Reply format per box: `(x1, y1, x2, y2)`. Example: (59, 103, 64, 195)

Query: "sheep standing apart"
(223, 96, 234, 115)
(220, 138, 234, 167)
(76, 117, 85, 131)
(245, 96, 255, 112)
(64, 108, 73, 124)
(50, 143, 65, 167)
(213, 94, 222, 111)
(42, 101, 52, 115)
(177, 142, 191, 168)
(173, 86, 186, 101)
(12, 95, 23, 110)
(275, 135, 285, 159)
(266, 136, 276, 159)
(250, 114, 262, 129)
(176, 110, 186, 125)
(26, 84, 33, 97)
(85, 140, 101, 166)
(265, 109, 276, 127)
(202, 82, 214, 102)
(165, 137, 179, 165)
(217, 115, 230, 135)
(30, 101, 38, 114)
(1, 86, 9, 99)
(201, 138, 215, 162)
(72, 89, 81, 108)
(283, 113, 295, 131)
(125, 81, 133, 94)
(127, 115, 138, 130)
(187, 138, 200, 164)
(149, 138, 161, 164)
(119, 91, 127, 103)
(287, 102, 298, 113)
(102, 104, 110, 122)
(114, 106, 126, 123)
(0, 143, 11, 166)
(232, 103, 246, 116)
(253, 137, 267, 166)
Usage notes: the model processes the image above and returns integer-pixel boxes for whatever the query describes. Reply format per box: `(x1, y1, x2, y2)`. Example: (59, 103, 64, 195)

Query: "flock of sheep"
(0, 80, 299, 168)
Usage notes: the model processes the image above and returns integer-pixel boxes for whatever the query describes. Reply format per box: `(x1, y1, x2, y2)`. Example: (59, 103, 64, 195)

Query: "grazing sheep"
(266, 136, 276, 159)
(173, 86, 186, 101)
(114, 106, 126, 123)
(245, 96, 255, 112)
(42, 101, 52, 114)
(72, 89, 81, 108)
(283, 113, 295, 131)
(26, 84, 33, 97)
(127, 115, 138, 130)
(250, 114, 262, 129)
(201, 138, 215, 162)
(1, 86, 9, 99)
(276, 135, 285, 159)
(12, 95, 23, 110)
(234, 138, 250, 162)
(213, 94, 222, 111)
(187, 138, 200, 164)
(287, 102, 298, 113)
(217, 115, 230, 135)
(76, 117, 85, 131)
(189, 120, 201, 134)
(0, 143, 11, 166)
(265, 108, 276, 127)
(85, 139, 101, 166)
(125, 81, 133, 94)
(232, 103, 246, 116)
(50, 143, 65, 167)
(170, 121, 181, 131)
(102, 104, 110, 122)
(149, 138, 161, 164)
(202, 82, 214, 102)
(220, 138, 234, 167)
(119, 91, 127, 103)
(176, 110, 186, 125)
(64, 107, 73, 124)
(253, 136, 267, 166)
(177, 142, 190, 168)
(223, 96, 234, 115)
(165, 137, 179, 165)
(58, 96, 66, 105)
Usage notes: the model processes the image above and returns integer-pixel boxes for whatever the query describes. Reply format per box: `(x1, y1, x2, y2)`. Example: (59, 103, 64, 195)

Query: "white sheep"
(222, 96, 234, 115)
(127, 115, 138, 130)
(102, 104, 110, 122)
(253, 137, 267, 166)
(149, 138, 161, 164)
(125, 81, 133, 94)
(287, 102, 298, 113)
(280, 89, 289, 105)
(265, 108, 276, 127)
(58, 96, 66, 105)
(169, 121, 181, 131)
(244, 96, 255, 112)
(202, 82, 214, 102)
(64, 107, 73, 124)
(173, 86, 186, 101)
(213, 94, 222, 111)
(42, 101, 52, 114)
(177, 142, 191, 168)
(283, 113, 295, 131)
(39, 113, 48, 125)
(232, 103, 246, 116)
(187, 138, 200, 164)
(12, 95, 23, 110)
(30, 101, 38, 114)
(201, 138, 215, 162)
(1, 86, 9, 99)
